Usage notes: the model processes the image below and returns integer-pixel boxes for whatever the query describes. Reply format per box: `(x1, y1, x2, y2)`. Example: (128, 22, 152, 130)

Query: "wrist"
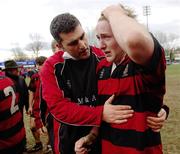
(162, 105, 169, 119)
(85, 132, 97, 145)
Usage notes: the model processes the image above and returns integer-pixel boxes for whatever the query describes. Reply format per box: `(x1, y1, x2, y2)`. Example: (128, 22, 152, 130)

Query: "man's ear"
(57, 42, 63, 49)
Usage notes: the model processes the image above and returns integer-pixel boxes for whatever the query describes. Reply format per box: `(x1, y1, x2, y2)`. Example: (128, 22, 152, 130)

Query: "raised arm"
(102, 4, 154, 65)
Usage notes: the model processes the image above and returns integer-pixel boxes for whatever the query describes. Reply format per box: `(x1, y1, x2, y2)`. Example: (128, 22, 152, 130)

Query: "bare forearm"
(28, 91, 34, 107)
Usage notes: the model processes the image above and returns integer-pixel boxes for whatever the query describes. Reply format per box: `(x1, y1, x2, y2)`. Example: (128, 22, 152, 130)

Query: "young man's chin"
(106, 57, 113, 63)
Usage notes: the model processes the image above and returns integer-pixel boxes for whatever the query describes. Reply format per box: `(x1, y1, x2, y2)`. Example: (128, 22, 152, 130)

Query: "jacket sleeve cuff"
(162, 104, 169, 119)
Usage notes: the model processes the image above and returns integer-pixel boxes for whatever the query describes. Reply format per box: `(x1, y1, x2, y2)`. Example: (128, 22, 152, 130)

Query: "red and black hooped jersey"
(0, 75, 25, 154)
(96, 36, 166, 154)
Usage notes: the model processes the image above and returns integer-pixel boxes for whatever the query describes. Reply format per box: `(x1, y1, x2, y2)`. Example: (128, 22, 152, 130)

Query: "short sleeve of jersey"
(144, 34, 166, 72)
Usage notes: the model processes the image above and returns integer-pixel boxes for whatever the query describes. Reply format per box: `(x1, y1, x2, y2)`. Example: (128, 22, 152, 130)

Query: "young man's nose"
(99, 41, 106, 50)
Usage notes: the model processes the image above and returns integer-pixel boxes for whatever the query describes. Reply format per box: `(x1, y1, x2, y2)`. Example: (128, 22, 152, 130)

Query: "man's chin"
(80, 51, 90, 59)
(81, 55, 90, 60)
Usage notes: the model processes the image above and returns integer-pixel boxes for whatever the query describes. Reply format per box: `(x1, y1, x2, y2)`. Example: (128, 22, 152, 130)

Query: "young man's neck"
(114, 51, 126, 65)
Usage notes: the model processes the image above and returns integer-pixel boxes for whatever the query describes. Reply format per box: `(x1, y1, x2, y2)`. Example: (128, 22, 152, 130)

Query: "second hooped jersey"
(0, 74, 26, 154)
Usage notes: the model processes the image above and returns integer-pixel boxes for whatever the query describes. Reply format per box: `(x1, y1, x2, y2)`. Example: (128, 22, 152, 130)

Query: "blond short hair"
(99, 4, 136, 21)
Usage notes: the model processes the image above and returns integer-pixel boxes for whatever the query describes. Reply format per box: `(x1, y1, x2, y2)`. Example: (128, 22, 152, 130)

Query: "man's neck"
(62, 52, 77, 60)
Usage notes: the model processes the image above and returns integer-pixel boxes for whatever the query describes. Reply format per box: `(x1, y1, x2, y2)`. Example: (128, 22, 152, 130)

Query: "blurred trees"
(25, 33, 48, 58)
(11, 45, 28, 61)
(154, 31, 179, 62)
(86, 27, 98, 46)
(154, 32, 179, 49)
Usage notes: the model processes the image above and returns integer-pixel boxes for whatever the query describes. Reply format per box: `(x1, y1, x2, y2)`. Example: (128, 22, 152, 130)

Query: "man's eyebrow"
(79, 32, 84, 39)
(67, 32, 85, 46)
(67, 39, 78, 46)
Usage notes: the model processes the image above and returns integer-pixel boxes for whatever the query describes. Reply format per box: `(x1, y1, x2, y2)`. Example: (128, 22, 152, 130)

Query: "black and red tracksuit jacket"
(0, 73, 26, 154)
(40, 46, 104, 154)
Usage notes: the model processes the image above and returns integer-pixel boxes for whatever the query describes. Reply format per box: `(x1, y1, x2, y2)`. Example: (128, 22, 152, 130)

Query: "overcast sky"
(0, 0, 180, 61)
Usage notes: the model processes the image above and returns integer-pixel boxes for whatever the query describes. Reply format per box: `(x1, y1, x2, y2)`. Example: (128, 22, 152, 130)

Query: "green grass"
(162, 64, 180, 154)
(166, 64, 180, 74)
(23, 115, 49, 154)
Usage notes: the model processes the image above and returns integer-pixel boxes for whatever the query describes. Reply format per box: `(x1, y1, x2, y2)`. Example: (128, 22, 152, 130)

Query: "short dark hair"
(35, 56, 47, 66)
(50, 13, 81, 42)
